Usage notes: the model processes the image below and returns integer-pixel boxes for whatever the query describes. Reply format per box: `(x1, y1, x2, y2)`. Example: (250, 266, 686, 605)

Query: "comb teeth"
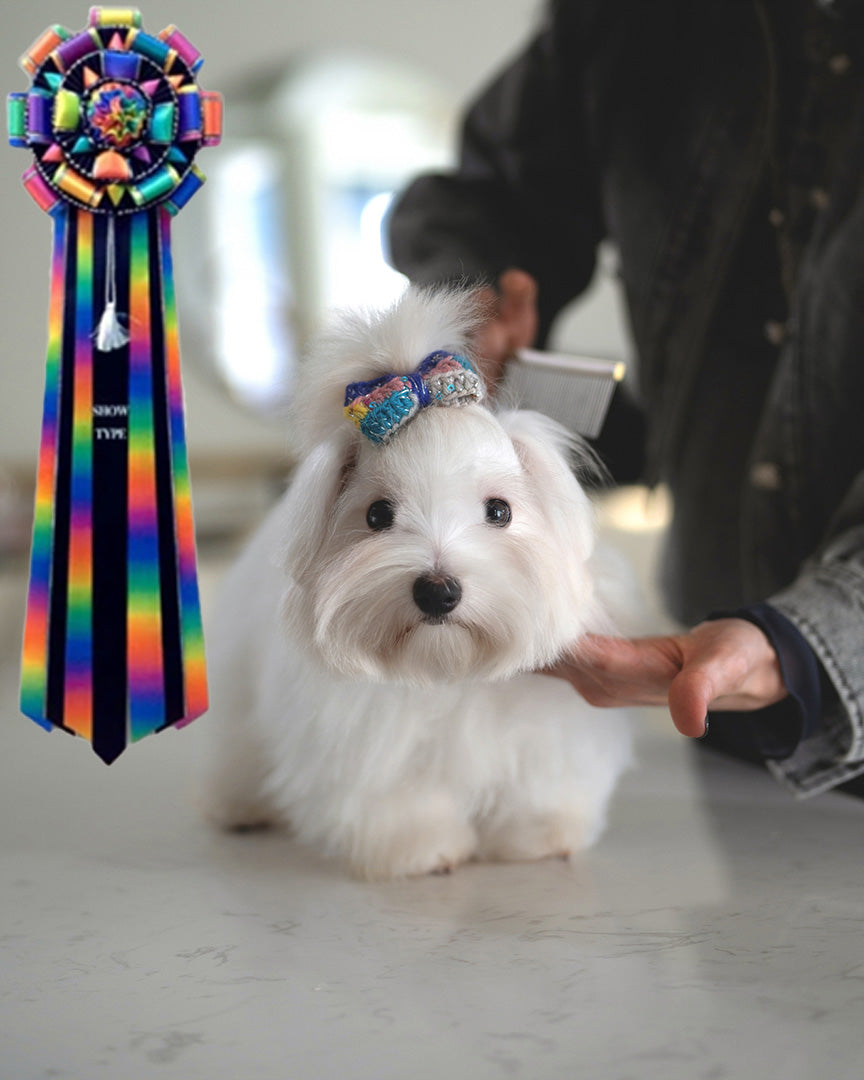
(501, 349, 625, 439)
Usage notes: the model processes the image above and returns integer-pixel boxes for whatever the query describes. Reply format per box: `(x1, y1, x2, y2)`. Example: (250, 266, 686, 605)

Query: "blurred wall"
(0, 0, 542, 473)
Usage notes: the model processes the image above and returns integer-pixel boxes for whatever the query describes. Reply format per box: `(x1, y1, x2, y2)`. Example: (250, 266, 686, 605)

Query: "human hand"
(549, 619, 789, 737)
(471, 269, 538, 391)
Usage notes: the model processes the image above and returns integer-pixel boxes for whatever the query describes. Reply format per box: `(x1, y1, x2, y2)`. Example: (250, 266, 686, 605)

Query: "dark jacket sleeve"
(386, 2, 606, 336)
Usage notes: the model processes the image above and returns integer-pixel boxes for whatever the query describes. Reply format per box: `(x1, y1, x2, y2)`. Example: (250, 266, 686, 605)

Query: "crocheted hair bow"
(344, 351, 483, 445)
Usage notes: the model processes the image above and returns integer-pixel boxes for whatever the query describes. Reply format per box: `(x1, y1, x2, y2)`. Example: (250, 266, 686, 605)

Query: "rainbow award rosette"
(8, 8, 222, 763)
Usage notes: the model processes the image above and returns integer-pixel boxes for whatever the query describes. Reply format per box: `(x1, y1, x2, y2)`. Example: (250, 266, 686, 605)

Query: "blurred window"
(177, 52, 455, 416)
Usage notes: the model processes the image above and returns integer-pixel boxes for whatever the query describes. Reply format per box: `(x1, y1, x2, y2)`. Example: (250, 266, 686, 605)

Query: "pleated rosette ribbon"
(8, 8, 222, 763)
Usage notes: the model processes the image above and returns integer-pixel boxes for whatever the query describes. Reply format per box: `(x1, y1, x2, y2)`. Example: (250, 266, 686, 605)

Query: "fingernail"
(696, 716, 710, 740)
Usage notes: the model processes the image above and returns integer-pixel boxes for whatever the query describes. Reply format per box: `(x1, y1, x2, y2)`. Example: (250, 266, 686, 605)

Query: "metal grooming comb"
(501, 348, 626, 438)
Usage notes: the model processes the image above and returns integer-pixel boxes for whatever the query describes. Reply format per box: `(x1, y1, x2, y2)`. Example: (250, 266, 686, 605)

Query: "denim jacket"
(388, 0, 864, 795)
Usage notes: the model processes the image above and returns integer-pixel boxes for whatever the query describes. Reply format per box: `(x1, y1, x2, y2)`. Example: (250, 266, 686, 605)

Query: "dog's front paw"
(477, 804, 596, 863)
(348, 792, 477, 881)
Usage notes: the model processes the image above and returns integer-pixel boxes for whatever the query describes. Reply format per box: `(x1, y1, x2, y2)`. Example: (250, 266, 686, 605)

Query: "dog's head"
(278, 287, 605, 684)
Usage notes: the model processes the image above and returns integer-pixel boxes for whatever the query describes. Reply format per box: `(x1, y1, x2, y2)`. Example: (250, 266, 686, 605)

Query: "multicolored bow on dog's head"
(344, 351, 483, 445)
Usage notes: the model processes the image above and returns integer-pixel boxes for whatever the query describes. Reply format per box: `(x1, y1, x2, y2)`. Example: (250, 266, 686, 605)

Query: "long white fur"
(201, 286, 633, 880)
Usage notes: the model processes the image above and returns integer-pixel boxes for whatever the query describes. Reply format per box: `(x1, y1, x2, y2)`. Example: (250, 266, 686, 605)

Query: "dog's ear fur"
(277, 432, 358, 585)
(497, 409, 599, 561)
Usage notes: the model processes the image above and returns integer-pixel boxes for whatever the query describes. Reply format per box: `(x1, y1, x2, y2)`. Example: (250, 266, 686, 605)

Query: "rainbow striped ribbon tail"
(21, 205, 208, 764)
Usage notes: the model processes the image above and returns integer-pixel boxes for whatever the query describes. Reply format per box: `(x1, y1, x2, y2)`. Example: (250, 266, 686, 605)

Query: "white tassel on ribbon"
(96, 299, 129, 351)
(95, 216, 129, 352)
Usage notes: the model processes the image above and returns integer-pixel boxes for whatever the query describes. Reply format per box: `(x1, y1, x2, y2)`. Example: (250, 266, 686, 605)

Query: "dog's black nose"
(412, 575, 462, 618)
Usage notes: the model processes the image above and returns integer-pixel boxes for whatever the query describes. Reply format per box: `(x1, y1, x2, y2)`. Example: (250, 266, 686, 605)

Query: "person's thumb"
(667, 666, 716, 738)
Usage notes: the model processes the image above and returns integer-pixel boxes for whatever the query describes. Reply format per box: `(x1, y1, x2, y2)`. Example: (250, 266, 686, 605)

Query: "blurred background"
(0, 0, 640, 557)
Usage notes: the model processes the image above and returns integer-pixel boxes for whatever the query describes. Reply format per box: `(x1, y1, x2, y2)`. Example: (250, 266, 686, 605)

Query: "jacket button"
(750, 462, 782, 491)
(809, 187, 830, 210)
(768, 207, 785, 227)
(763, 319, 786, 346)
(829, 53, 851, 75)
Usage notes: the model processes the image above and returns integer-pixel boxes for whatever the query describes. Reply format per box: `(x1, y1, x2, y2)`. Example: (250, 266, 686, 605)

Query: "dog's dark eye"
(484, 498, 512, 527)
(366, 499, 395, 531)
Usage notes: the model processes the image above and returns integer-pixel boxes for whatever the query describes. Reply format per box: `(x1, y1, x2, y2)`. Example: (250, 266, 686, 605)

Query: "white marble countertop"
(2, 560, 863, 1080)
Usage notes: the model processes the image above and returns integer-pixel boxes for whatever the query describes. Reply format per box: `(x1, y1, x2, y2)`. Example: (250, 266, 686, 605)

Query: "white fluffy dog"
(201, 287, 633, 880)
